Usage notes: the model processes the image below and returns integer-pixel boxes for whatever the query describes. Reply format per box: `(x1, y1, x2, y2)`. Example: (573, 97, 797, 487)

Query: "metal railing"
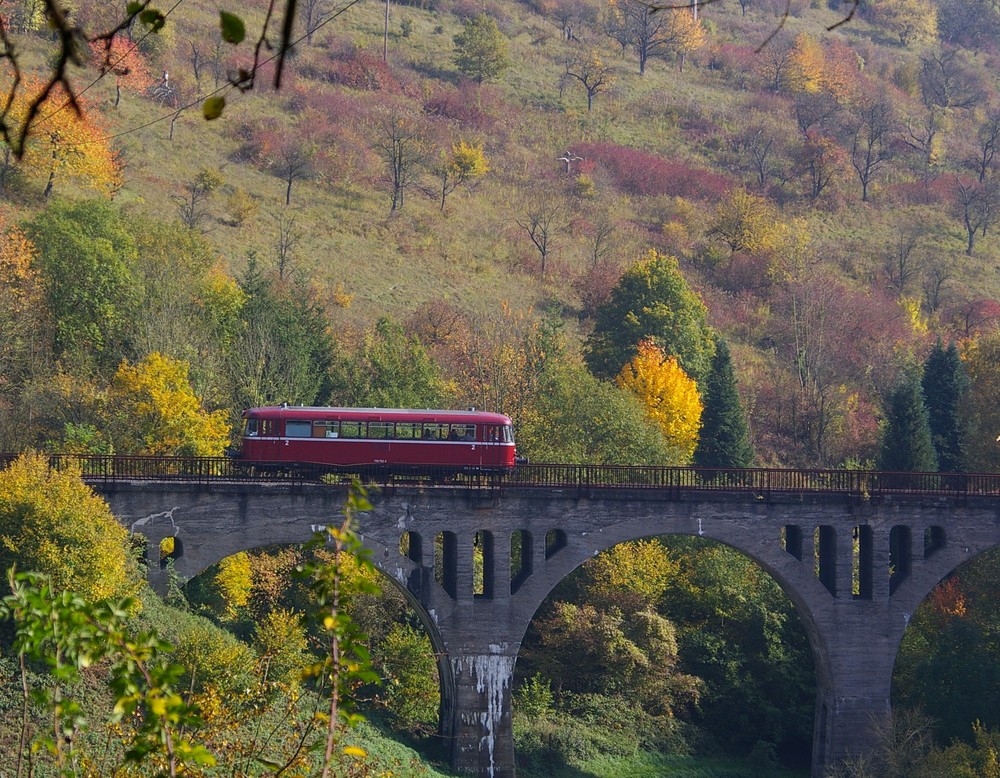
(3, 454, 1000, 500)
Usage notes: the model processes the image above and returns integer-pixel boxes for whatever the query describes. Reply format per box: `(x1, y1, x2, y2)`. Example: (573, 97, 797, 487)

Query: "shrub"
(574, 142, 731, 200)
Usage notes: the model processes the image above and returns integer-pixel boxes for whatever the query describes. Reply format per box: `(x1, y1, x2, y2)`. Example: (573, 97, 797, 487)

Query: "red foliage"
(296, 42, 400, 92)
(942, 297, 1000, 337)
(573, 259, 622, 315)
(423, 83, 503, 133)
(572, 142, 732, 200)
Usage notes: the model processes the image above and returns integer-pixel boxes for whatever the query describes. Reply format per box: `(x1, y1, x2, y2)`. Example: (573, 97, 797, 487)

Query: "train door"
(483, 424, 504, 469)
(251, 417, 281, 462)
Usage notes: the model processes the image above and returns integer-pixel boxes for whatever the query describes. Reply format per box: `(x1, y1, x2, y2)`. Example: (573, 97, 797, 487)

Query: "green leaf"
(202, 96, 226, 121)
(219, 12, 246, 44)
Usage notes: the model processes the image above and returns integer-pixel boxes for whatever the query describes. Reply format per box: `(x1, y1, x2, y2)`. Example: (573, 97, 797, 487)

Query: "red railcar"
(231, 405, 520, 474)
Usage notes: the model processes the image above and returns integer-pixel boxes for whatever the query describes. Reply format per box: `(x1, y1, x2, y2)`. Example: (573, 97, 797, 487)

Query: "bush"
(574, 142, 731, 200)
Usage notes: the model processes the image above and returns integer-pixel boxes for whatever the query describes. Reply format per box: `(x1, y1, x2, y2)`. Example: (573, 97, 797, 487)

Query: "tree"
(871, 0, 938, 46)
(371, 107, 427, 213)
(921, 340, 969, 473)
(784, 33, 826, 94)
(953, 178, 1000, 256)
(694, 338, 755, 469)
(105, 352, 231, 457)
(434, 139, 489, 210)
(269, 141, 317, 206)
(707, 188, 785, 254)
(89, 35, 154, 107)
(919, 49, 984, 111)
(584, 249, 714, 383)
(3, 82, 122, 199)
(516, 360, 680, 465)
(227, 260, 334, 409)
(848, 94, 896, 202)
(452, 14, 511, 84)
(24, 199, 141, 372)
(616, 339, 703, 463)
(0, 453, 140, 601)
(328, 318, 447, 408)
(174, 168, 224, 230)
(877, 369, 938, 473)
(563, 50, 615, 112)
(516, 200, 562, 274)
(660, 8, 704, 72)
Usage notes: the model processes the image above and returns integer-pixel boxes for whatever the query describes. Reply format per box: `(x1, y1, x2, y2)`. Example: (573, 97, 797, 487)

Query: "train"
(229, 405, 523, 476)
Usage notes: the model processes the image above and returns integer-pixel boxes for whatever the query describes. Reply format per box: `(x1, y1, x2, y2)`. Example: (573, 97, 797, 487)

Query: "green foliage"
(877, 369, 938, 473)
(921, 340, 969, 473)
(376, 623, 439, 732)
(329, 318, 447, 408)
(584, 249, 715, 384)
(296, 479, 381, 774)
(0, 569, 214, 776)
(452, 13, 511, 84)
(24, 199, 141, 372)
(228, 258, 335, 408)
(0, 453, 140, 602)
(694, 338, 755, 469)
(518, 360, 676, 465)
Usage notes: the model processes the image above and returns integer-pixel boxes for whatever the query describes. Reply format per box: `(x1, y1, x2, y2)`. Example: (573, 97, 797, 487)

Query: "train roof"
(245, 406, 513, 424)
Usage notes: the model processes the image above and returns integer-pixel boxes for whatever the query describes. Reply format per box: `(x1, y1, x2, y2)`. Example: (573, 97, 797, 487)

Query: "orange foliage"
(928, 577, 967, 620)
(0, 212, 41, 317)
(11, 81, 123, 198)
(89, 36, 155, 104)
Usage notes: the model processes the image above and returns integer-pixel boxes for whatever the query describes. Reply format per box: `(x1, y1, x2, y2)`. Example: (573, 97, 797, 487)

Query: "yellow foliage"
(215, 551, 253, 617)
(584, 539, 680, 606)
(709, 188, 786, 256)
(785, 33, 826, 94)
(107, 352, 230, 456)
(899, 296, 928, 334)
(873, 0, 938, 46)
(616, 339, 703, 462)
(450, 139, 490, 179)
(0, 452, 138, 600)
(0, 215, 41, 316)
(8, 82, 123, 197)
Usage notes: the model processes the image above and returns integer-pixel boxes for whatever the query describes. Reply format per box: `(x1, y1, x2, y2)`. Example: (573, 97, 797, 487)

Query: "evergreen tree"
(694, 338, 754, 468)
(877, 370, 938, 472)
(452, 14, 510, 84)
(922, 339, 969, 472)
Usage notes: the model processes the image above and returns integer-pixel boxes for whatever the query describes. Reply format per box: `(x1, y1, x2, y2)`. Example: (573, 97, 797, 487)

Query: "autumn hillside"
(4, 0, 1000, 468)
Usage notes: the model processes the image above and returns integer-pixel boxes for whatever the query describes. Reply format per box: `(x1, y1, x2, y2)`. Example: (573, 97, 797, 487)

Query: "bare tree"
(371, 108, 427, 213)
(902, 107, 946, 183)
(953, 178, 999, 255)
(967, 107, 1000, 183)
(271, 142, 316, 205)
(919, 48, 985, 111)
(882, 222, 925, 294)
(923, 260, 952, 313)
(563, 51, 615, 112)
(848, 97, 895, 202)
(274, 212, 302, 280)
(516, 202, 562, 274)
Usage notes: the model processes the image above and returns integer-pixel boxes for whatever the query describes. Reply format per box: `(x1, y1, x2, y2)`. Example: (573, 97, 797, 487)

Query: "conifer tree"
(921, 340, 969, 472)
(877, 370, 938, 472)
(694, 338, 754, 469)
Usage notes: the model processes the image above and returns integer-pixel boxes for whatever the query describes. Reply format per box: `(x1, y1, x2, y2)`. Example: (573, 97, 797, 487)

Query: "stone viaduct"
(94, 478, 1000, 778)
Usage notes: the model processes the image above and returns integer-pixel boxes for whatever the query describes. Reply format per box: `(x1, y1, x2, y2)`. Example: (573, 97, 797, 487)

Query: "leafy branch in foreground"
(0, 567, 214, 777)
(297, 478, 380, 777)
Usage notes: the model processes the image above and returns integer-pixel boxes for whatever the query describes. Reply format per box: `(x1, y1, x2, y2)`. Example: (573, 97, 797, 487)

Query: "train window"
(502, 426, 513, 443)
(422, 424, 447, 440)
(260, 420, 276, 436)
(340, 421, 363, 438)
(285, 420, 311, 437)
(396, 423, 419, 440)
(245, 419, 260, 436)
(314, 421, 339, 438)
(449, 424, 475, 441)
(368, 423, 393, 439)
